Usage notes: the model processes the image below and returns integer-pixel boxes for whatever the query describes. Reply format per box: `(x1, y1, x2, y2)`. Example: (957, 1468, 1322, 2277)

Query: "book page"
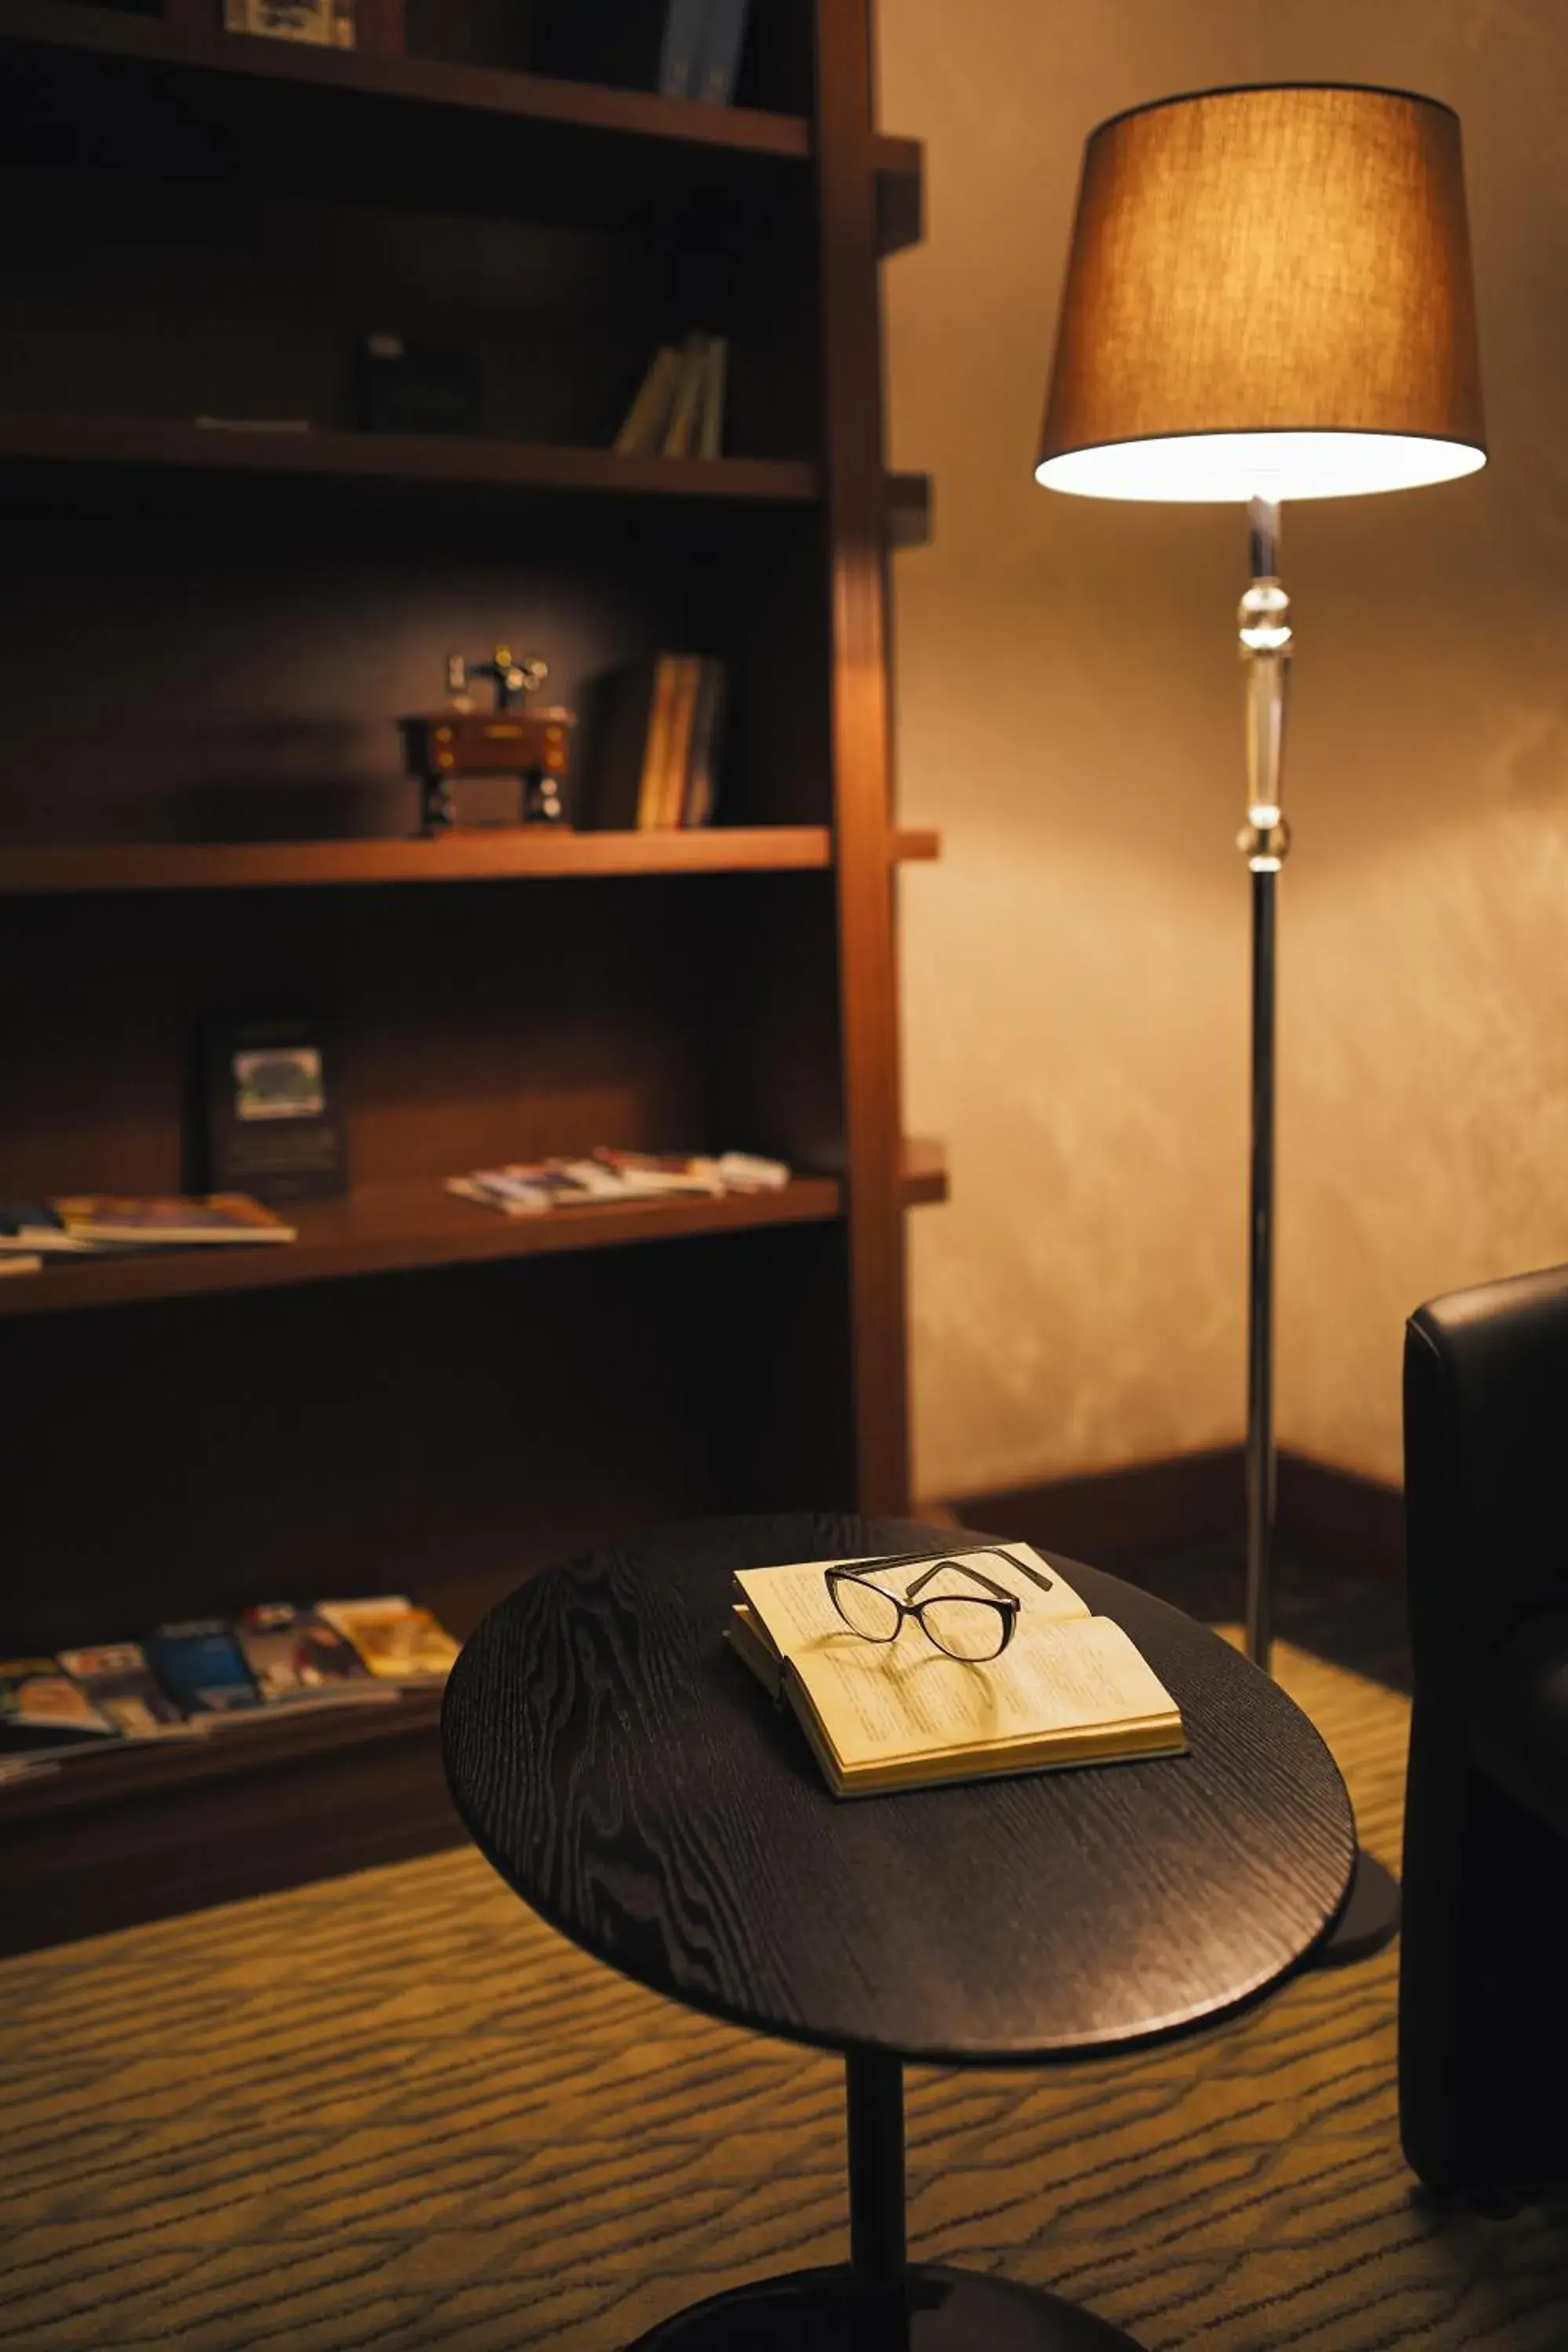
(735, 1542, 1088, 1668)
(790, 1614, 1181, 1773)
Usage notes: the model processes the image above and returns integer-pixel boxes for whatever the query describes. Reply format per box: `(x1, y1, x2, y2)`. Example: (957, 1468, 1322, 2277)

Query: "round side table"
(443, 1514, 1356, 2349)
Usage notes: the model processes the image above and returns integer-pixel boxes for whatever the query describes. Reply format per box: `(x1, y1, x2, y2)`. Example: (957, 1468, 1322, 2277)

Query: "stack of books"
(0, 1194, 296, 1279)
(0, 1596, 460, 1789)
(584, 654, 727, 829)
(448, 1147, 788, 1217)
(615, 331, 728, 459)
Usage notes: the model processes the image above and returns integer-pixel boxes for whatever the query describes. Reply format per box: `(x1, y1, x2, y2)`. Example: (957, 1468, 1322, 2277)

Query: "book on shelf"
(614, 333, 728, 459)
(659, 656, 702, 824)
(51, 1196, 297, 1247)
(0, 1196, 296, 1255)
(448, 1148, 789, 1216)
(613, 347, 683, 456)
(583, 654, 726, 831)
(660, 332, 709, 458)
(538, 0, 748, 100)
(684, 658, 724, 826)
(318, 1597, 461, 1682)
(695, 334, 728, 460)
(724, 1542, 1185, 1799)
(690, 0, 752, 104)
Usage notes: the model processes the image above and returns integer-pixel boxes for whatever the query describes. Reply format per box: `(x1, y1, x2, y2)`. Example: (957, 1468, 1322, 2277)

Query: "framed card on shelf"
(217, 0, 405, 53)
(201, 1016, 348, 1203)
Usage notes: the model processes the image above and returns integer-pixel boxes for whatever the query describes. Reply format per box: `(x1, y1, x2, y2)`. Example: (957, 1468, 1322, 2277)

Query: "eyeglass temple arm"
(903, 1558, 1018, 1604)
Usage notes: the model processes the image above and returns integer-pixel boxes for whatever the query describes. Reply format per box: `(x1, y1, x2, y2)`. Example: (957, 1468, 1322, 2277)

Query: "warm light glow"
(1035, 430, 1486, 504)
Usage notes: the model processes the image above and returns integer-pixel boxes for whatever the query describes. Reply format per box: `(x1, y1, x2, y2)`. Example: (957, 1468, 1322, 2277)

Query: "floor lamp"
(1033, 84, 1486, 1962)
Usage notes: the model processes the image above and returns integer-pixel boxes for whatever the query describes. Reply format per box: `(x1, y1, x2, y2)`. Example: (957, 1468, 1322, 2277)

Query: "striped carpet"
(5, 1642, 1568, 2351)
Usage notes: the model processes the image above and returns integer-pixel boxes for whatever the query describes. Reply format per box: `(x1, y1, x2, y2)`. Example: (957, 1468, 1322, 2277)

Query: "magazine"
(58, 1643, 206, 1739)
(318, 1596, 461, 1682)
(0, 1658, 119, 1751)
(143, 1621, 262, 1714)
(234, 1604, 398, 1709)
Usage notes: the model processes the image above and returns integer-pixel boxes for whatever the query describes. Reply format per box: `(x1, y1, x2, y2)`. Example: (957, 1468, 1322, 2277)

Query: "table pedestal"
(629, 2050, 1143, 2350)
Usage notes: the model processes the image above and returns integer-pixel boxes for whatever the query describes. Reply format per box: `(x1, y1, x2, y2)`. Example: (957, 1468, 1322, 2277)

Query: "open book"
(726, 1541, 1185, 1798)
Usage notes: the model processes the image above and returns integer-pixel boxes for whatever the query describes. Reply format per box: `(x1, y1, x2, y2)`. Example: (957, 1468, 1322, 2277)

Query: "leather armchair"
(1399, 1264, 1568, 2196)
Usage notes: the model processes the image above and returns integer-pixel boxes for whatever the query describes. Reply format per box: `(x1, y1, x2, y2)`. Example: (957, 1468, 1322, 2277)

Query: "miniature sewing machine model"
(399, 648, 576, 836)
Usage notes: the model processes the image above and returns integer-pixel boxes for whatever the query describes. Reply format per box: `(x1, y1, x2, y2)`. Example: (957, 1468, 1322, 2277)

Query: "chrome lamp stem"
(1237, 496, 1292, 1675)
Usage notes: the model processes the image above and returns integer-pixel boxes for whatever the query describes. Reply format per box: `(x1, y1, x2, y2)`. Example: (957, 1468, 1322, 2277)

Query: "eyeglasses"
(824, 1545, 1042, 1664)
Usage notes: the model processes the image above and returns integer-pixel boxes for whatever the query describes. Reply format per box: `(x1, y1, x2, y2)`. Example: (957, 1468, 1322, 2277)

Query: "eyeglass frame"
(823, 1544, 1047, 1663)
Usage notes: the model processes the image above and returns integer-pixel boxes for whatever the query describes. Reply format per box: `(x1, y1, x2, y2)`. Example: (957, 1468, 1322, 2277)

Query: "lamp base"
(630, 2264, 1142, 2348)
(1308, 1844, 1399, 1969)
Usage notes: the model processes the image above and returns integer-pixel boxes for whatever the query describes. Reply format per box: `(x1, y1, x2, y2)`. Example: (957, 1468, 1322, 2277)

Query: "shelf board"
(874, 136, 924, 258)
(0, 425, 942, 545)
(0, 826, 938, 895)
(0, 1175, 850, 1320)
(0, 414, 820, 524)
(887, 471, 934, 551)
(0, 1682, 447, 1826)
(901, 1138, 949, 1207)
(0, 1144, 943, 1320)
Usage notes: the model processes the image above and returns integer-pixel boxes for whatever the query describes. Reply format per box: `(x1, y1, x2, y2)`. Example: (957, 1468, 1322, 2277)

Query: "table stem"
(846, 2046, 906, 2300)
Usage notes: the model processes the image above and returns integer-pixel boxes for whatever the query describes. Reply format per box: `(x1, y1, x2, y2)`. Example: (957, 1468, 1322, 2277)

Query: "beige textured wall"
(880, 0, 1568, 1496)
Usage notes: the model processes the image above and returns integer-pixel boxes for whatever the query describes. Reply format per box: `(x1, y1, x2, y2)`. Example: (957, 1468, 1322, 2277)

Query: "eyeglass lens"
(918, 1596, 1010, 1661)
(829, 1576, 902, 1642)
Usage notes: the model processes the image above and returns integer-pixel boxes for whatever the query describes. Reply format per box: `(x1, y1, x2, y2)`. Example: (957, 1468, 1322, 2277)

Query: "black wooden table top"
(442, 1515, 1356, 2066)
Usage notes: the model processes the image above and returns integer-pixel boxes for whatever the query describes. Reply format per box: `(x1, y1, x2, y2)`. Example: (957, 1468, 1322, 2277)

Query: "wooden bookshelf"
(0, 0, 935, 1953)
(0, 826, 939, 895)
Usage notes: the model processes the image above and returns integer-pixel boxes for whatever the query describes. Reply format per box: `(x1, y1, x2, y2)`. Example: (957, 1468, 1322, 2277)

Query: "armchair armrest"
(1468, 1610, 1568, 1846)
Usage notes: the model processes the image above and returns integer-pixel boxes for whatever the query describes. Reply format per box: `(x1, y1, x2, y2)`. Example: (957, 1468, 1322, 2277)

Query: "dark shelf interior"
(0, 503, 837, 842)
(0, 1, 920, 244)
(0, 0, 808, 230)
(0, 1221, 864, 1660)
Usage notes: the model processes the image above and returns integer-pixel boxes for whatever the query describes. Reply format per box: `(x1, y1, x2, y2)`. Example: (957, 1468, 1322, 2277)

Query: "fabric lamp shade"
(1036, 83, 1486, 503)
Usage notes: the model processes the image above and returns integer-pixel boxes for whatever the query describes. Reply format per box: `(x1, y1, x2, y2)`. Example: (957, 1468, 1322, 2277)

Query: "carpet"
(5, 1642, 1568, 2351)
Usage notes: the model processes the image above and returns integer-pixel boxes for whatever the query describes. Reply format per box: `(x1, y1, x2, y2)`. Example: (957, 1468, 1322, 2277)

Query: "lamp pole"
(1234, 501, 1399, 1962)
(1236, 495, 1292, 1675)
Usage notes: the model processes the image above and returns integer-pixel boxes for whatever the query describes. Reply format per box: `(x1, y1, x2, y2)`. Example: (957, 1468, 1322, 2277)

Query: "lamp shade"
(1036, 83, 1486, 503)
